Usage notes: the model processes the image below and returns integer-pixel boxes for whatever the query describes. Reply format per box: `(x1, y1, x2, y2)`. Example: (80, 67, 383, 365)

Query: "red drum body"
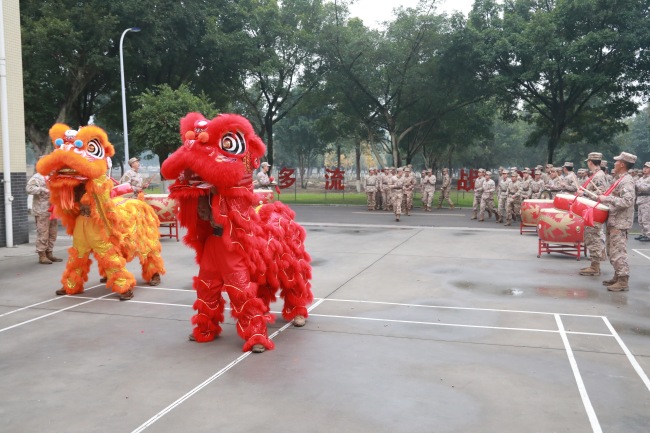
(110, 183, 133, 198)
(144, 194, 178, 223)
(553, 193, 577, 211)
(254, 188, 275, 204)
(570, 196, 609, 224)
(520, 199, 554, 226)
(538, 208, 584, 244)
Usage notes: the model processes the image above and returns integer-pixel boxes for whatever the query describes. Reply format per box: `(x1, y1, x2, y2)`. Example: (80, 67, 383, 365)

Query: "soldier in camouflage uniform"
(504, 171, 521, 226)
(375, 168, 384, 210)
(519, 169, 533, 203)
(496, 169, 509, 223)
(403, 167, 416, 216)
(558, 162, 579, 194)
(599, 152, 637, 291)
(530, 170, 545, 199)
(364, 168, 378, 211)
(578, 152, 611, 277)
(421, 169, 436, 211)
(391, 168, 405, 221)
(471, 168, 486, 219)
(437, 168, 454, 209)
(478, 171, 495, 221)
(26, 171, 62, 264)
(635, 161, 650, 242)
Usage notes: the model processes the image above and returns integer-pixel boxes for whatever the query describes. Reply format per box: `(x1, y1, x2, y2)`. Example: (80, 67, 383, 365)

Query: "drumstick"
(579, 186, 598, 199)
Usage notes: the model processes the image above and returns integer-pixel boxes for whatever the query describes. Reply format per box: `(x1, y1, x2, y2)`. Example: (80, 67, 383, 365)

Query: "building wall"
(0, 0, 29, 247)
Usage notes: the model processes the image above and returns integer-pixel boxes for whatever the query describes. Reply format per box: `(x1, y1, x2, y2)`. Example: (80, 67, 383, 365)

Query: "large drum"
(538, 208, 584, 244)
(110, 183, 134, 198)
(520, 199, 554, 226)
(570, 196, 609, 225)
(254, 188, 275, 204)
(144, 194, 178, 223)
(553, 193, 577, 211)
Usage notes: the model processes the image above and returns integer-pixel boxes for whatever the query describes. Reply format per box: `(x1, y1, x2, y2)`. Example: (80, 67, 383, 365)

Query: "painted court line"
(130, 298, 325, 433)
(555, 314, 603, 433)
(0, 292, 114, 334)
(0, 285, 103, 318)
(632, 248, 650, 261)
(602, 317, 650, 393)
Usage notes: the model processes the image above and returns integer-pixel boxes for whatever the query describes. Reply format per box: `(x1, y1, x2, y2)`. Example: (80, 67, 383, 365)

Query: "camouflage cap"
(534, 170, 542, 175)
(644, 161, 650, 169)
(585, 152, 603, 161)
(563, 161, 573, 168)
(485, 171, 492, 175)
(613, 151, 637, 165)
(600, 160, 608, 168)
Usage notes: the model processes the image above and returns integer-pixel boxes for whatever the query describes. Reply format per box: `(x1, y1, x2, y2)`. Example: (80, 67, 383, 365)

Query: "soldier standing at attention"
(421, 169, 436, 211)
(383, 168, 394, 211)
(634, 162, 650, 242)
(578, 152, 611, 277)
(496, 169, 510, 223)
(471, 168, 486, 220)
(26, 170, 63, 264)
(599, 152, 637, 291)
(403, 167, 415, 216)
(364, 168, 378, 211)
(120, 157, 147, 195)
(375, 168, 384, 210)
(478, 171, 496, 221)
(530, 170, 545, 199)
(437, 168, 454, 209)
(504, 171, 521, 226)
(558, 162, 579, 194)
(391, 168, 405, 221)
(519, 168, 533, 203)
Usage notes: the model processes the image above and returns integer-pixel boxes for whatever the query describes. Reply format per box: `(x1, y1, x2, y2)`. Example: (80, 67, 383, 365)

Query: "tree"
(469, 0, 650, 163)
(130, 84, 217, 174)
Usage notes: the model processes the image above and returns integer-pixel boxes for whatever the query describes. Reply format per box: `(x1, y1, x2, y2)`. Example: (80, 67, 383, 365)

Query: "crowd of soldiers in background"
(363, 165, 454, 222)
(363, 160, 650, 242)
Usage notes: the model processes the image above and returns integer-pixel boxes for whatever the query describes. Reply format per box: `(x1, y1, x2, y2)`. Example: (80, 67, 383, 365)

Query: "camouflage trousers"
(382, 189, 391, 210)
(35, 216, 58, 253)
(472, 192, 483, 215)
(375, 190, 383, 210)
(404, 190, 414, 210)
(584, 223, 604, 260)
(479, 196, 495, 220)
(498, 195, 507, 220)
(606, 227, 629, 277)
(505, 198, 521, 222)
(393, 191, 404, 216)
(438, 187, 453, 207)
(422, 189, 435, 209)
(638, 202, 650, 236)
(366, 191, 376, 209)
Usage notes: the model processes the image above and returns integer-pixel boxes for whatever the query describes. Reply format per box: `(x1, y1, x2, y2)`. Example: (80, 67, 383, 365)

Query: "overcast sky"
(347, 0, 475, 28)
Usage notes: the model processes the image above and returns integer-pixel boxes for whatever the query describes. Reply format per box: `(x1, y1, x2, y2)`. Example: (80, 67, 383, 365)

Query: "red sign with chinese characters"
(325, 167, 345, 191)
(456, 169, 480, 191)
(278, 167, 296, 189)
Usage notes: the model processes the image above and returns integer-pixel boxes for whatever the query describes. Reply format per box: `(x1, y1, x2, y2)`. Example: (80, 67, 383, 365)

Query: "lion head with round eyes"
(37, 123, 115, 187)
(161, 112, 266, 191)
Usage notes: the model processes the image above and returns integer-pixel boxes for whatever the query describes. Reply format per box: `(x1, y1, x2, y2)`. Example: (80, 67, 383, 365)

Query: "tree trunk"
(264, 114, 274, 165)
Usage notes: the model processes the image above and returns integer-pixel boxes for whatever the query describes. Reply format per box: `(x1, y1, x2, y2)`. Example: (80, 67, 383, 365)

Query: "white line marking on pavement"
(130, 298, 326, 433)
(323, 298, 607, 318)
(632, 249, 650, 261)
(555, 314, 603, 433)
(0, 285, 103, 318)
(308, 313, 613, 337)
(0, 293, 114, 334)
(300, 222, 509, 232)
(601, 317, 650, 393)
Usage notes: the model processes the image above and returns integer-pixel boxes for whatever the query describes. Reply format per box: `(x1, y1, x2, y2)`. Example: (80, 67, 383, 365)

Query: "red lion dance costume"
(37, 124, 165, 300)
(161, 113, 313, 353)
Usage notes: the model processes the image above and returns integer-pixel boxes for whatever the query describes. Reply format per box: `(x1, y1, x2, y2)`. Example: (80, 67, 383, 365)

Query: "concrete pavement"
(1, 204, 649, 433)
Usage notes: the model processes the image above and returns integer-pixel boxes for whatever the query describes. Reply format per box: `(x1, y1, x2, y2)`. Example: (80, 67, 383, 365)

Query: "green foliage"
(469, 0, 650, 163)
(130, 84, 217, 172)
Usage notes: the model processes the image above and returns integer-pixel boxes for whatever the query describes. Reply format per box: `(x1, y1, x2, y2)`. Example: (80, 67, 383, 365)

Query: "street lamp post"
(119, 27, 141, 164)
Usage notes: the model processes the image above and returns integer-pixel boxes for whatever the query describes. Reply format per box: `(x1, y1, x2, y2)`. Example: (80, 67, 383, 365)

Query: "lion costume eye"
(220, 132, 246, 155)
(86, 138, 105, 159)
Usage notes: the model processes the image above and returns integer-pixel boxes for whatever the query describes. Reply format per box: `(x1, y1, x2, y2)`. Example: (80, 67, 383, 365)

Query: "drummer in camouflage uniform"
(530, 170, 545, 199)
(578, 152, 611, 277)
(599, 152, 637, 291)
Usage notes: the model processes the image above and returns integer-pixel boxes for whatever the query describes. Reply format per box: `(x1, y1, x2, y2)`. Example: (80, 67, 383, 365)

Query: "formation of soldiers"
(363, 165, 454, 222)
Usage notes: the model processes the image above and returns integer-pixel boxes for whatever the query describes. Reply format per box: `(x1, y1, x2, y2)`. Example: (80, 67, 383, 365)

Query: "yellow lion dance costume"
(37, 124, 165, 300)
